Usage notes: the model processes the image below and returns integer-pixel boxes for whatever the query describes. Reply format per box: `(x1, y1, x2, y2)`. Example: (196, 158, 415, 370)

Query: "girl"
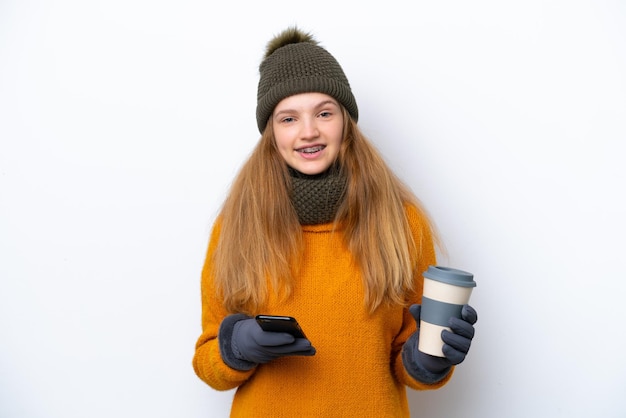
(192, 27, 478, 418)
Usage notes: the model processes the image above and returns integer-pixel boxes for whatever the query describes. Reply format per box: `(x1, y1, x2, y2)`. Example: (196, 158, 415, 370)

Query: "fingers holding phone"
(230, 316, 316, 365)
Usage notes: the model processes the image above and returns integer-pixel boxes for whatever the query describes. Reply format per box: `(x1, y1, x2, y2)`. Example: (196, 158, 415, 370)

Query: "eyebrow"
(274, 99, 339, 118)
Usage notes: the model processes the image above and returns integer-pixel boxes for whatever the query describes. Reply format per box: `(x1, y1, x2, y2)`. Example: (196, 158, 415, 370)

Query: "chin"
(298, 165, 329, 175)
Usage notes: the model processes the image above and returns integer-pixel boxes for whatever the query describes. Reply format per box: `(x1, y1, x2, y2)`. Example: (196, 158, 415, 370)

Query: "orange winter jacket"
(192, 205, 452, 417)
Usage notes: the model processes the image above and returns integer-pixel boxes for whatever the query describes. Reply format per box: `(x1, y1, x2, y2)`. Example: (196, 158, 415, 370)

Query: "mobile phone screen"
(255, 315, 307, 339)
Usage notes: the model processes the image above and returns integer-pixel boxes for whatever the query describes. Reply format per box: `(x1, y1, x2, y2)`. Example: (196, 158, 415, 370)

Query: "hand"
(231, 318, 316, 364)
(409, 303, 478, 373)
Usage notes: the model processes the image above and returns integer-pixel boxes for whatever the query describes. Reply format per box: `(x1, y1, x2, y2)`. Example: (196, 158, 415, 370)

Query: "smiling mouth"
(297, 145, 325, 154)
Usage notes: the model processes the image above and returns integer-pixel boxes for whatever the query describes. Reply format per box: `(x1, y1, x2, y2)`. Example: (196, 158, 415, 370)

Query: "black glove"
(409, 303, 478, 373)
(219, 314, 316, 370)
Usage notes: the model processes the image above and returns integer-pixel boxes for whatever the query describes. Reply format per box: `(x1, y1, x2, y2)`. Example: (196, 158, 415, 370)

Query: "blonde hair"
(213, 107, 436, 314)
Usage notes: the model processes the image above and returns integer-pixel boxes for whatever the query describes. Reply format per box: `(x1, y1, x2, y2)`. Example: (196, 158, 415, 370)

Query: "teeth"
(300, 146, 324, 153)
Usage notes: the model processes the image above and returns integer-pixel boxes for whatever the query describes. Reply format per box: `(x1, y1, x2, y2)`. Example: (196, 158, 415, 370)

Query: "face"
(272, 92, 344, 175)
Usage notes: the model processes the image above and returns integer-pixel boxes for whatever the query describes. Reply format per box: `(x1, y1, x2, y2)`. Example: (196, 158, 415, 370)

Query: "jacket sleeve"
(192, 220, 256, 390)
(392, 204, 454, 390)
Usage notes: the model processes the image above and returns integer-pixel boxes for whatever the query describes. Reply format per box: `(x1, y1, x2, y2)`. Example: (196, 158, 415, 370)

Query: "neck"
(288, 165, 346, 225)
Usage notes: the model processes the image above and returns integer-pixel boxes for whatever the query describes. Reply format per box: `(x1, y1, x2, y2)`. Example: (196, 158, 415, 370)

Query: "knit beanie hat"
(256, 27, 359, 133)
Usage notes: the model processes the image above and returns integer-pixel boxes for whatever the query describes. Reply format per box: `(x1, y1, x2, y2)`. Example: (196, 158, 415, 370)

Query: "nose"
(300, 116, 319, 140)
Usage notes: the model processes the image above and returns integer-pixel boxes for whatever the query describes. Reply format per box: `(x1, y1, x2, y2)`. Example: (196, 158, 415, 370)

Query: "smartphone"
(255, 315, 307, 339)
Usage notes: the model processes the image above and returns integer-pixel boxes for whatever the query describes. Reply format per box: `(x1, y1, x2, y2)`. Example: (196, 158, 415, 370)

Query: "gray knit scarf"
(289, 166, 347, 225)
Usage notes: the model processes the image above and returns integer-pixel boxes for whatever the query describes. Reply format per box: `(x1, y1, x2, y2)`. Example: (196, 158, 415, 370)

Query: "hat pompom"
(263, 27, 318, 59)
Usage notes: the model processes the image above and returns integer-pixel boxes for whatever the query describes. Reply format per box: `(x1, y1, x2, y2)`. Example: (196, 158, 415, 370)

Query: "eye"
(281, 116, 295, 123)
(318, 111, 332, 118)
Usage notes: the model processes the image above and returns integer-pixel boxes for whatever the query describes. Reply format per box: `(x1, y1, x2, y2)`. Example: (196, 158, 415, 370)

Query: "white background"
(1, 1, 625, 417)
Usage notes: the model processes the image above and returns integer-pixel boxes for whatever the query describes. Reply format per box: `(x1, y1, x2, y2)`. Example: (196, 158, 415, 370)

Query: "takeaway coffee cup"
(418, 266, 476, 357)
